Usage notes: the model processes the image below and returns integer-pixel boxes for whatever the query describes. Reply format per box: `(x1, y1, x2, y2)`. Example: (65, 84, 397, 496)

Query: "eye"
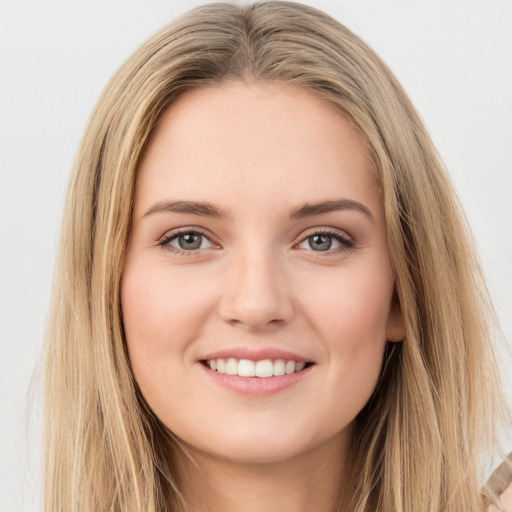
(303, 234, 337, 251)
(158, 229, 215, 253)
(296, 230, 354, 253)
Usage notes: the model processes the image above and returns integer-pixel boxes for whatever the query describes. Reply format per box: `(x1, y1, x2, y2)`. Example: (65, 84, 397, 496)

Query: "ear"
(385, 292, 405, 342)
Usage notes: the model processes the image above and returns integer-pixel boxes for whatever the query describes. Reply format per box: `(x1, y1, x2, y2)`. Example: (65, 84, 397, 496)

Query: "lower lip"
(199, 363, 313, 396)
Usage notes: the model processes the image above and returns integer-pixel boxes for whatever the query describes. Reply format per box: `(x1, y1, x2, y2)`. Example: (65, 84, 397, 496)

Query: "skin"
(122, 81, 405, 511)
(489, 487, 512, 512)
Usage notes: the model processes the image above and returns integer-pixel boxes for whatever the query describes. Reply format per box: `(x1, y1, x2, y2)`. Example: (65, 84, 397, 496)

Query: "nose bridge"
(219, 238, 294, 329)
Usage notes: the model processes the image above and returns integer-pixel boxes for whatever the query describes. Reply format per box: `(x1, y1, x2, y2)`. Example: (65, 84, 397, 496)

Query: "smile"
(204, 358, 308, 378)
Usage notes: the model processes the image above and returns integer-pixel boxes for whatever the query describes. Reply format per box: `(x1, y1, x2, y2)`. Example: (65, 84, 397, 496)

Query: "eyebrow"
(289, 199, 374, 221)
(144, 198, 373, 221)
(144, 200, 232, 219)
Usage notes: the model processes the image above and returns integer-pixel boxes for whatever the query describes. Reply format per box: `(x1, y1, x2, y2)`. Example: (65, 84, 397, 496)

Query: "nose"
(218, 251, 294, 331)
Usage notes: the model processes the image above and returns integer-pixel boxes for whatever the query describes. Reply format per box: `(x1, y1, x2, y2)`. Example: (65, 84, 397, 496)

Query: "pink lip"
(199, 361, 314, 396)
(199, 347, 312, 363)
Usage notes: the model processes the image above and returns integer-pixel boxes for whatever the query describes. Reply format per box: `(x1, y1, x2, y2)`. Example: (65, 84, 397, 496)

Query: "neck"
(174, 434, 350, 512)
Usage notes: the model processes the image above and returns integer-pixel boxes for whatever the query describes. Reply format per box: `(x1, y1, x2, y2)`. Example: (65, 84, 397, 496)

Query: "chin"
(201, 438, 311, 466)
(171, 417, 348, 467)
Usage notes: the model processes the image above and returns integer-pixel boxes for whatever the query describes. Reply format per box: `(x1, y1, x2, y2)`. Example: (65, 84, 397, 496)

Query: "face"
(122, 81, 404, 465)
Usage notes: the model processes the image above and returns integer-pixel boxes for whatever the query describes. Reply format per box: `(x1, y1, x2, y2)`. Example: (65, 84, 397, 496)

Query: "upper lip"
(200, 347, 313, 363)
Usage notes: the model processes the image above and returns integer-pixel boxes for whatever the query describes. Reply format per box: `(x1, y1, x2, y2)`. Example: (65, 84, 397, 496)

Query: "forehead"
(135, 81, 380, 218)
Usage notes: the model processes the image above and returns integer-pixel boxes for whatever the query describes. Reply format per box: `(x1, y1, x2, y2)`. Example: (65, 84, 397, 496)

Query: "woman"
(43, 2, 511, 511)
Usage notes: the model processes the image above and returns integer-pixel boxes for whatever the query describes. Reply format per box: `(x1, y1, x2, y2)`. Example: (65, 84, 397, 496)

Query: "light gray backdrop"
(1, 1, 511, 510)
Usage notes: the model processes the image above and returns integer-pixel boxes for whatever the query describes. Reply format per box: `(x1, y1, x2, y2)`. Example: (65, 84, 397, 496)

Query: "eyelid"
(298, 226, 353, 241)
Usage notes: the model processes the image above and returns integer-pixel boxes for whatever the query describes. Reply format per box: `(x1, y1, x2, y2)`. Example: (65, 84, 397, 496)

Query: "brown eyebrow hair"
(289, 199, 373, 221)
(143, 198, 374, 221)
(144, 200, 232, 219)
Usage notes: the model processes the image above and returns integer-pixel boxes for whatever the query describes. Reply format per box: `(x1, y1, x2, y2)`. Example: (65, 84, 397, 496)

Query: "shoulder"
(487, 455, 512, 512)
(488, 482, 512, 512)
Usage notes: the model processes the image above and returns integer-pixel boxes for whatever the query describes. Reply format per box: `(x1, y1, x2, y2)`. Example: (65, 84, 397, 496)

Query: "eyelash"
(298, 228, 355, 255)
(157, 227, 355, 256)
(157, 228, 215, 256)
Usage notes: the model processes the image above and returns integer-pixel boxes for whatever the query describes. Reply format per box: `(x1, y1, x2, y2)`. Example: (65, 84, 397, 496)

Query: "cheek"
(122, 261, 212, 345)
(299, 265, 393, 403)
(120, 260, 215, 397)
(301, 264, 393, 346)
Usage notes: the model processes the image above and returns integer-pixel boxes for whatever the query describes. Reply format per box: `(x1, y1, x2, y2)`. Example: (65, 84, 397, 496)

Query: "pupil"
(309, 234, 332, 251)
(179, 233, 202, 250)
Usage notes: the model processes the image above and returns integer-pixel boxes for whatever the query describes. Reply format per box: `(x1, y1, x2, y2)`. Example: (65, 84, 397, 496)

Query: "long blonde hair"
(43, 2, 508, 510)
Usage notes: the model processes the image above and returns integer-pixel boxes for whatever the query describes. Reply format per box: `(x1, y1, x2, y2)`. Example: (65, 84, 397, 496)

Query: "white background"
(1, 1, 511, 510)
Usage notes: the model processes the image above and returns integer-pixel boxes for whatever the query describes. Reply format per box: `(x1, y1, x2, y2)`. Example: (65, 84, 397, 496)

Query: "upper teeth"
(207, 358, 306, 378)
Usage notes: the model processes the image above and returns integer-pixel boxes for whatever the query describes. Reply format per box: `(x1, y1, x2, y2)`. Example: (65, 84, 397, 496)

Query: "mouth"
(201, 358, 314, 378)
